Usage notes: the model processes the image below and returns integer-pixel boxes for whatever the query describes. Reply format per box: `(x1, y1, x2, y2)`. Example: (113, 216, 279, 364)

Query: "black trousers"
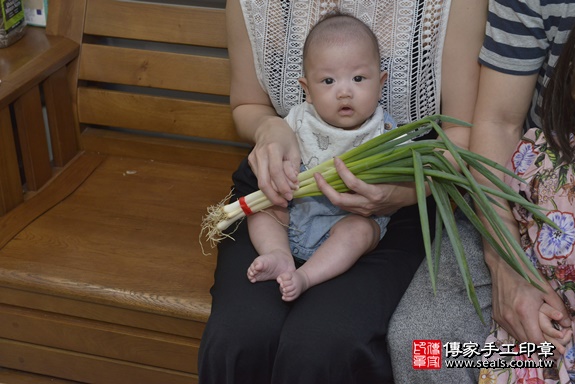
(198, 158, 434, 384)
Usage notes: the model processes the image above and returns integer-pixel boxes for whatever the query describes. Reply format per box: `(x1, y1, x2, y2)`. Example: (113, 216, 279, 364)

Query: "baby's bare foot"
(277, 270, 310, 301)
(247, 252, 295, 283)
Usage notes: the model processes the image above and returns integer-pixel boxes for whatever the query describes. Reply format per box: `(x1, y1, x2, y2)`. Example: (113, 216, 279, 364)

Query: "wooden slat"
(0, 367, 82, 384)
(0, 27, 79, 110)
(43, 67, 79, 167)
(0, 287, 205, 340)
(77, 87, 239, 142)
(0, 305, 198, 373)
(13, 86, 52, 191)
(81, 128, 248, 171)
(0, 153, 104, 250)
(79, 44, 230, 95)
(0, 107, 23, 215)
(85, 0, 226, 48)
(0, 339, 197, 384)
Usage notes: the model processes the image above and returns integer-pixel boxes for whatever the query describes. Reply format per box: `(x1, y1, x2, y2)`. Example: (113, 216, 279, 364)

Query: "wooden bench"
(0, 1, 247, 383)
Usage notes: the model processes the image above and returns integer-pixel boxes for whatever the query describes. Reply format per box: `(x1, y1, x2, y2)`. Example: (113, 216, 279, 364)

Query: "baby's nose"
(336, 84, 352, 99)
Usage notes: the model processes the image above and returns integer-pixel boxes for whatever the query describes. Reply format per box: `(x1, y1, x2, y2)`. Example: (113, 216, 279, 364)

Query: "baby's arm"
(539, 302, 572, 357)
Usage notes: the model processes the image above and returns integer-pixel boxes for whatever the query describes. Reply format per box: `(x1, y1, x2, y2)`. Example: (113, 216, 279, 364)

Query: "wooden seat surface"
(0, 154, 228, 321)
(0, 154, 235, 383)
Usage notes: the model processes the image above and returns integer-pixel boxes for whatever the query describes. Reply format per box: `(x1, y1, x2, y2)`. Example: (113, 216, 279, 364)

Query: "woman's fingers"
(314, 158, 382, 216)
(248, 138, 300, 207)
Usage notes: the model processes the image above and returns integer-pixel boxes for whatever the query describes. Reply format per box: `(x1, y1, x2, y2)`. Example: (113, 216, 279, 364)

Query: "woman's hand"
(539, 302, 572, 358)
(490, 257, 571, 347)
(314, 157, 418, 216)
(249, 116, 300, 207)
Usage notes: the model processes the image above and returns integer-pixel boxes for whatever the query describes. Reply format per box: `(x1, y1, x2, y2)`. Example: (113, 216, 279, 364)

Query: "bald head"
(303, 14, 381, 74)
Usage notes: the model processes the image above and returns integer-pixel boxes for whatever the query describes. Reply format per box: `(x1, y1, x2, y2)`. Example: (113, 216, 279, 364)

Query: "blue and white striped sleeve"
(479, 0, 547, 75)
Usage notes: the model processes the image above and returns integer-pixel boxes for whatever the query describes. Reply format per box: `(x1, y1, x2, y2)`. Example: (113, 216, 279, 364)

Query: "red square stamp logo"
(412, 340, 442, 370)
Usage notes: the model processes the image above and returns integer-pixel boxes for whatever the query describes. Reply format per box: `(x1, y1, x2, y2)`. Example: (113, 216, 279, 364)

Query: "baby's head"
(299, 13, 386, 130)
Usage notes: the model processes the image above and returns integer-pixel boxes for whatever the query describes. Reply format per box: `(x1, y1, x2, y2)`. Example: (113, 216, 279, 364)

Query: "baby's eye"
(322, 78, 335, 85)
(353, 76, 365, 82)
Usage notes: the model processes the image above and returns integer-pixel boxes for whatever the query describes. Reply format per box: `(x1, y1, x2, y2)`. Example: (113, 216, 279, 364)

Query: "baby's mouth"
(339, 106, 354, 115)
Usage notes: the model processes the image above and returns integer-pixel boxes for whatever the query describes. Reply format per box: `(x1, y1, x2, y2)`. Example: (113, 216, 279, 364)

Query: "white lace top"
(239, 0, 451, 125)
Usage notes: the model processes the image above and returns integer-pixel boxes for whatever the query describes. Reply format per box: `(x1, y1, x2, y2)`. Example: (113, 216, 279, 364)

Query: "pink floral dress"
(479, 128, 575, 384)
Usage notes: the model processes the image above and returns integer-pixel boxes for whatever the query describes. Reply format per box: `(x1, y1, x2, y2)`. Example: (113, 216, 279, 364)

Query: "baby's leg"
(247, 206, 295, 283)
(276, 268, 310, 301)
(247, 249, 295, 283)
(277, 215, 380, 301)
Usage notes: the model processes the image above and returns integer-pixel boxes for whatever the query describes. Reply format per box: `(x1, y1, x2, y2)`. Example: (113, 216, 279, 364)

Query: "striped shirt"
(479, 0, 575, 130)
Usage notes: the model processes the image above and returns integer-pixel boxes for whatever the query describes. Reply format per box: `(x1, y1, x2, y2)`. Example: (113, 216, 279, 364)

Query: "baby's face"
(299, 38, 384, 130)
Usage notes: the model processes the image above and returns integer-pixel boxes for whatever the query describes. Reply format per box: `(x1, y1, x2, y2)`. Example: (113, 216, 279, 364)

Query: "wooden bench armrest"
(0, 27, 79, 110)
(0, 27, 80, 214)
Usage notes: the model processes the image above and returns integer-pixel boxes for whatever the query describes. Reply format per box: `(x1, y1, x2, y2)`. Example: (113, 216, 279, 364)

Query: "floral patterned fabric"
(479, 128, 575, 384)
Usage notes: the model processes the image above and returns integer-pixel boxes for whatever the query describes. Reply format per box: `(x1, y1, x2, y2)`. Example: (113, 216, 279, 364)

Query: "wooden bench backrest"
(51, 0, 247, 168)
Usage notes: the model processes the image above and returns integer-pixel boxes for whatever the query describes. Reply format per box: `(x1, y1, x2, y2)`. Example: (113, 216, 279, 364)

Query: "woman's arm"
(316, 0, 487, 216)
(226, 0, 300, 207)
(440, 0, 487, 150)
(471, 67, 571, 343)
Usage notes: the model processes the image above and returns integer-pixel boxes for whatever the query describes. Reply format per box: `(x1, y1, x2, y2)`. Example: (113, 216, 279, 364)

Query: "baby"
(246, 13, 395, 301)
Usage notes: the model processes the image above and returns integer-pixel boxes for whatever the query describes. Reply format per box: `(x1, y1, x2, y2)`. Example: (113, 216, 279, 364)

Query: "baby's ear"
(298, 77, 313, 104)
(380, 71, 388, 88)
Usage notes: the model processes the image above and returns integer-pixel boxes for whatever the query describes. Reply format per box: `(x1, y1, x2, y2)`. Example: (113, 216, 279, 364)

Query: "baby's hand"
(539, 303, 572, 358)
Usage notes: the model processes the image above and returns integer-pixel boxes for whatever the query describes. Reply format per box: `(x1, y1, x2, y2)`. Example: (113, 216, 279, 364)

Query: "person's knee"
(199, 316, 280, 384)
(331, 215, 380, 251)
(274, 329, 391, 383)
(212, 314, 282, 349)
(279, 325, 384, 368)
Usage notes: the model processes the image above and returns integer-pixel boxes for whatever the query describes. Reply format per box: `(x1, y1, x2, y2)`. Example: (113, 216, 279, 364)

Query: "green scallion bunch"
(201, 114, 552, 319)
